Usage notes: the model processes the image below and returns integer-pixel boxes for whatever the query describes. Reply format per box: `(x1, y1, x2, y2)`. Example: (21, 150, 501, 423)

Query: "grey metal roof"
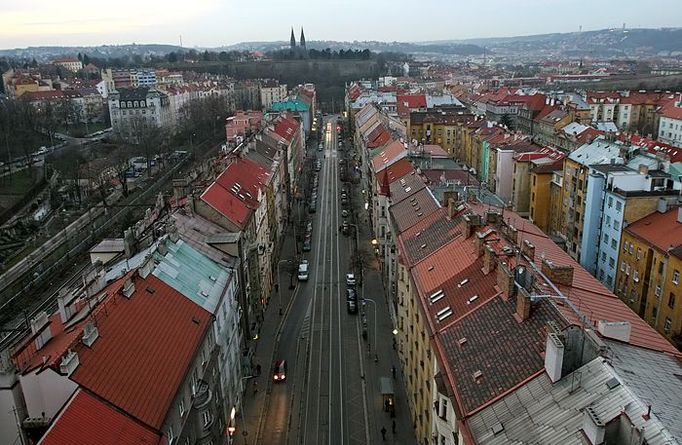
(606, 340, 682, 442)
(469, 357, 680, 445)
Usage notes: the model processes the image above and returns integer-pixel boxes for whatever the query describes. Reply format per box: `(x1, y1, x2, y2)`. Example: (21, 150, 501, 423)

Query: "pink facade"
(225, 111, 263, 142)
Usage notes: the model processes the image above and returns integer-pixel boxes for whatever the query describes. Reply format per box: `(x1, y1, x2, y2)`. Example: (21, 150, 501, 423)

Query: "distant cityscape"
(0, 24, 682, 445)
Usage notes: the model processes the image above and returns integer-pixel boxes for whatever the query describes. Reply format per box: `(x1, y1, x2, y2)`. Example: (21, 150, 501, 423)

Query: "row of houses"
(349, 92, 682, 445)
(0, 108, 307, 445)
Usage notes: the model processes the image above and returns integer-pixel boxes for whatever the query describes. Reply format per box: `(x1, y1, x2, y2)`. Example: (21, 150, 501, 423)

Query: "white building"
(260, 81, 287, 110)
(658, 100, 682, 147)
(108, 87, 172, 142)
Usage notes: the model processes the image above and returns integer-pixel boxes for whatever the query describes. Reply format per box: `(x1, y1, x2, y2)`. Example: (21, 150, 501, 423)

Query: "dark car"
(346, 288, 357, 302)
(347, 299, 357, 314)
(303, 238, 311, 252)
(308, 202, 317, 213)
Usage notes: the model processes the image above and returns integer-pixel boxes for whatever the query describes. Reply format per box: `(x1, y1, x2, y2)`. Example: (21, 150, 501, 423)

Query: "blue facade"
(580, 172, 606, 274)
(595, 191, 625, 290)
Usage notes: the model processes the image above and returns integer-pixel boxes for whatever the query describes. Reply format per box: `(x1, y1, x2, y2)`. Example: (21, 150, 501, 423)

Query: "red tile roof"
(39, 390, 162, 445)
(468, 203, 678, 354)
(367, 124, 391, 148)
(371, 140, 407, 173)
(397, 94, 427, 117)
(626, 207, 682, 253)
(389, 187, 440, 233)
(421, 144, 448, 158)
(421, 169, 480, 187)
(375, 158, 414, 195)
(71, 274, 211, 429)
(201, 158, 269, 229)
(274, 116, 299, 142)
(660, 102, 682, 121)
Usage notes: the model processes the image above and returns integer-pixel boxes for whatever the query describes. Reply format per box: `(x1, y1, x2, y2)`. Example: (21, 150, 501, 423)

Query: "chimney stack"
(496, 261, 516, 298)
(521, 239, 535, 259)
(447, 198, 457, 219)
(541, 258, 574, 287)
(544, 332, 565, 383)
(483, 244, 497, 275)
(464, 214, 483, 238)
(515, 287, 532, 322)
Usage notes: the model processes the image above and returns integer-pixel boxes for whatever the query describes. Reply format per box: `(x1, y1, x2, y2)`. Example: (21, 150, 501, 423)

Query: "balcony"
(192, 379, 212, 409)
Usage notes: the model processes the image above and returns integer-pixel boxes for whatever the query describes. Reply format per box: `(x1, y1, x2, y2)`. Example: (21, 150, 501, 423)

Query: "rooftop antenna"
(179, 35, 183, 48)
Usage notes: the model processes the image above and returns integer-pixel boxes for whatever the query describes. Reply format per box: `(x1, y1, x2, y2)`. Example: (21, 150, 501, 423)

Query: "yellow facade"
(529, 168, 553, 231)
(560, 158, 588, 260)
(548, 172, 564, 237)
(615, 231, 655, 317)
(396, 262, 433, 444)
(655, 254, 682, 347)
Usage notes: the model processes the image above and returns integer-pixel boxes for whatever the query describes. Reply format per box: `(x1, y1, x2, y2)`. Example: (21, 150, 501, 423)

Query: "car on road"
(298, 260, 309, 281)
(341, 209, 349, 218)
(341, 220, 349, 235)
(346, 273, 356, 287)
(346, 299, 357, 314)
(273, 360, 287, 382)
(346, 288, 357, 302)
(303, 238, 311, 252)
(318, 144, 323, 151)
(308, 202, 317, 213)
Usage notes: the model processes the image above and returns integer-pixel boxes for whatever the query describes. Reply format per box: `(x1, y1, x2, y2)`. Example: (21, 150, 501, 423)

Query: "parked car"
(303, 239, 311, 252)
(298, 260, 309, 281)
(342, 209, 349, 218)
(346, 273, 356, 287)
(347, 299, 357, 314)
(346, 288, 357, 301)
(309, 202, 317, 213)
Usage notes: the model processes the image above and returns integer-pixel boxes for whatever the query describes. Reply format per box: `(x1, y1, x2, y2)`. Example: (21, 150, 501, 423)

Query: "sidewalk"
(240, 223, 299, 444)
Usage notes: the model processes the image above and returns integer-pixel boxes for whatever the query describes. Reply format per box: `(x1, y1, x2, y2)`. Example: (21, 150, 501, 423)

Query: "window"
(608, 196, 614, 208)
(613, 220, 620, 230)
(669, 293, 676, 309)
(603, 234, 609, 245)
(611, 239, 617, 249)
(620, 261, 626, 272)
(606, 275, 613, 286)
(664, 317, 672, 335)
(615, 201, 622, 212)
(605, 215, 611, 226)
(608, 257, 615, 268)
(629, 244, 634, 255)
(601, 252, 607, 262)
(166, 427, 174, 444)
(633, 271, 639, 282)
(440, 399, 448, 421)
(673, 270, 680, 285)
(636, 248, 642, 260)
(656, 286, 662, 297)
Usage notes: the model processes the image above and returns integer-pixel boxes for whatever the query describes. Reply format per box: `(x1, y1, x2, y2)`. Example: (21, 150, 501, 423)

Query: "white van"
(298, 260, 309, 281)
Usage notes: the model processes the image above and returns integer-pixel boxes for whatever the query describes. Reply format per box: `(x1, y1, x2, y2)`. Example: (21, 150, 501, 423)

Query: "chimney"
(541, 258, 574, 287)
(496, 261, 516, 298)
(597, 320, 631, 343)
(447, 198, 457, 219)
(464, 214, 483, 238)
(544, 332, 564, 383)
(657, 197, 668, 214)
(442, 190, 459, 207)
(81, 320, 99, 347)
(122, 278, 135, 298)
(475, 230, 489, 256)
(485, 210, 501, 225)
(521, 239, 535, 259)
(483, 244, 497, 275)
(638, 164, 649, 175)
(582, 406, 606, 445)
(123, 228, 135, 258)
(515, 287, 532, 322)
(59, 350, 79, 376)
(138, 254, 155, 279)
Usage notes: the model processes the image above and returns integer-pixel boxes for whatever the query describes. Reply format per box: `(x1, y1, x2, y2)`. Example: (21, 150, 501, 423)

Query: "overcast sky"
(1, 0, 681, 49)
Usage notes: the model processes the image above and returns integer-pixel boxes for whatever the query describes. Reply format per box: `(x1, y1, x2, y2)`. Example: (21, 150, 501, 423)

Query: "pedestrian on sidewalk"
(392, 419, 396, 434)
(380, 426, 387, 441)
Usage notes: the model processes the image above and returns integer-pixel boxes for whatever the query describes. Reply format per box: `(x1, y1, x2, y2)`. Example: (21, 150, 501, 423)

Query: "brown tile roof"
(625, 207, 682, 253)
(398, 208, 466, 267)
(372, 140, 408, 173)
(375, 158, 414, 195)
(389, 187, 440, 233)
(388, 170, 426, 203)
(436, 296, 567, 414)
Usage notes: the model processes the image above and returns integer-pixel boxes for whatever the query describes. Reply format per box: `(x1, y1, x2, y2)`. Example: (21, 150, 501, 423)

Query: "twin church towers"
(290, 27, 306, 51)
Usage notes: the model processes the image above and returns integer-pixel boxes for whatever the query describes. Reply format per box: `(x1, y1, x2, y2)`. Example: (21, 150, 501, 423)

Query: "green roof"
(271, 99, 309, 112)
(152, 238, 229, 313)
(670, 162, 682, 180)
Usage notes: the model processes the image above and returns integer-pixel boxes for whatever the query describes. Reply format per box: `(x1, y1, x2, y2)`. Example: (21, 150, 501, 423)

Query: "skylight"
(429, 289, 445, 304)
(467, 295, 479, 304)
(436, 306, 453, 322)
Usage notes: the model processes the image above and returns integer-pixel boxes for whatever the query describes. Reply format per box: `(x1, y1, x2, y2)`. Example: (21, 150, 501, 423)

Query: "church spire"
(290, 27, 296, 50)
(300, 27, 306, 50)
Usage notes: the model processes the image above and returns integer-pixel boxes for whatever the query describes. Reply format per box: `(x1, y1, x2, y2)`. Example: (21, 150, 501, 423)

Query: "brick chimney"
(442, 190, 459, 207)
(447, 198, 457, 219)
(465, 214, 483, 238)
(521, 239, 535, 259)
(515, 287, 532, 322)
(497, 261, 516, 298)
(541, 258, 574, 287)
(483, 244, 497, 275)
(485, 211, 501, 225)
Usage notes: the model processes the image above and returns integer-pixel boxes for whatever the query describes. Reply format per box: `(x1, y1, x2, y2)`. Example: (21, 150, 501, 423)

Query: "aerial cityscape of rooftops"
(2, 2, 682, 444)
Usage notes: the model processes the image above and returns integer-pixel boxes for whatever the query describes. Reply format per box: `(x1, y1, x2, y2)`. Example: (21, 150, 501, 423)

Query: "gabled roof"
(388, 170, 426, 203)
(366, 124, 392, 148)
(468, 203, 678, 354)
(39, 390, 162, 445)
(388, 187, 440, 233)
(375, 158, 414, 194)
(396, 94, 427, 117)
(273, 116, 300, 142)
(421, 169, 480, 187)
(372, 140, 408, 173)
(201, 158, 269, 229)
(439, 295, 567, 414)
(71, 274, 211, 429)
(659, 102, 682, 121)
(626, 207, 682, 253)
(399, 208, 466, 268)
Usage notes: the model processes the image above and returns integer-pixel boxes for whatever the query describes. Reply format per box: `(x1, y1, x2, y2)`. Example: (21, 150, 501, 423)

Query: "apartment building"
(108, 87, 172, 142)
(260, 80, 287, 110)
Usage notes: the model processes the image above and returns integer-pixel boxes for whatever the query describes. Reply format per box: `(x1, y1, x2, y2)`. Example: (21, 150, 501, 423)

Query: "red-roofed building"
(658, 98, 682, 147)
(225, 110, 263, 142)
(396, 94, 427, 122)
(39, 390, 162, 445)
(8, 270, 222, 444)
